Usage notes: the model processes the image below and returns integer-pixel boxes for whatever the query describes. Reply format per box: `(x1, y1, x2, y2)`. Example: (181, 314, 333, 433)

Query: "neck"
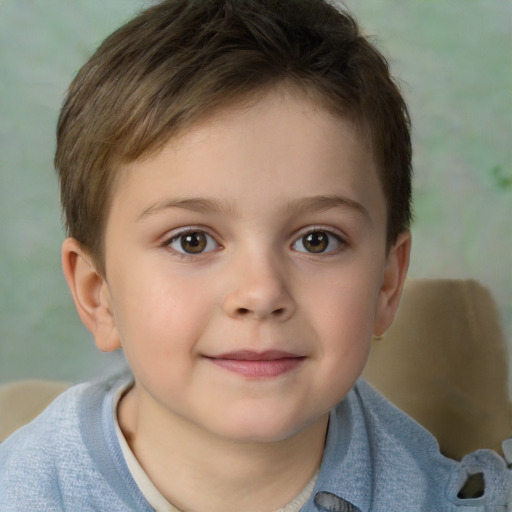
(118, 385, 328, 512)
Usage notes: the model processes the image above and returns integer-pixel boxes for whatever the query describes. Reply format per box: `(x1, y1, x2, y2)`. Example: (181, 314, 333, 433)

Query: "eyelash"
(163, 228, 221, 257)
(291, 227, 346, 255)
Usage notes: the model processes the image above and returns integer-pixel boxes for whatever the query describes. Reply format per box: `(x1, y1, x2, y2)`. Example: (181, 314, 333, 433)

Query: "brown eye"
(303, 232, 328, 253)
(293, 230, 343, 254)
(168, 230, 218, 255)
(181, 232, 207, 253)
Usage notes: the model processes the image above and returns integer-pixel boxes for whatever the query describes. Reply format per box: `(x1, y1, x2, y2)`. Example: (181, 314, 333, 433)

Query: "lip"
(205, 350, 305, 378)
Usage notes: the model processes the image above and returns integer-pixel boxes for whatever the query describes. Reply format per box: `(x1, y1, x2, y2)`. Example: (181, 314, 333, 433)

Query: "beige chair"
(1, 279, 511, 461)
(363, 278, 511, 460)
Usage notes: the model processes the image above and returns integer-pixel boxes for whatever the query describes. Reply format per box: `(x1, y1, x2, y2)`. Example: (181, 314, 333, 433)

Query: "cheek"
(319, 302, 373, 365)
(313, 274, 380, 332)
(315, 299, 374, 401)
(304, 271, 379, 371)
(110, 267, 215, 360)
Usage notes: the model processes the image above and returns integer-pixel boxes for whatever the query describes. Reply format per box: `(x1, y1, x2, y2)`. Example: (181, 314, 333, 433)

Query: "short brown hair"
(55, 0, 412, 274)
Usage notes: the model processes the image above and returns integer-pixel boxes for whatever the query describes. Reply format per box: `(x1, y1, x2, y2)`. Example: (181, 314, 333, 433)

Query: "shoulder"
(318, 380, 512, 511)
(0, 381, 89, 457)
(0, 382, 99, 487)
(0, 373, 143, 511)
(0, 382, 88, 508)
(351, 378, 444, 455)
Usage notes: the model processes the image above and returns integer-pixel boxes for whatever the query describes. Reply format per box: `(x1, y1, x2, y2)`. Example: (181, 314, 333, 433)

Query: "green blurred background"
(1, 0, 510, 386)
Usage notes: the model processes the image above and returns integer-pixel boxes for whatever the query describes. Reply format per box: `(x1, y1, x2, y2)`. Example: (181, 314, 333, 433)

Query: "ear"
(61, 237, 121, 352)
(373, 230, 412, 337)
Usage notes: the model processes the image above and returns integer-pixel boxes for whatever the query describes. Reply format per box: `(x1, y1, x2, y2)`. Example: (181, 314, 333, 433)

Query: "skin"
(62, 87, 411, 512)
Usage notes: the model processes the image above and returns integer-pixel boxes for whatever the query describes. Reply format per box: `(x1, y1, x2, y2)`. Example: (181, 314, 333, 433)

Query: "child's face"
(88, 88, 409, 443)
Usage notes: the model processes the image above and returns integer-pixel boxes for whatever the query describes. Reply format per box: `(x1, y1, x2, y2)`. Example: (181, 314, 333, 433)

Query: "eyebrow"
(138, 197, 237, 221)
(286, 195, 370, 220)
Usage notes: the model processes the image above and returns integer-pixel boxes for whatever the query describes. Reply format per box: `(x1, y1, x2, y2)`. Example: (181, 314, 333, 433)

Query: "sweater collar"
(307, 385, 371, 512)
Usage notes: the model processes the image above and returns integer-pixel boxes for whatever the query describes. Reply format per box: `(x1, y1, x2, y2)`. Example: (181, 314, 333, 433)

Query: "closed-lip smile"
(205, 350, 305, 378)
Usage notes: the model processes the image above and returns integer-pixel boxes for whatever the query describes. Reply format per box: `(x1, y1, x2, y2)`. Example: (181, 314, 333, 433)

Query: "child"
(0, 0, 510, 510)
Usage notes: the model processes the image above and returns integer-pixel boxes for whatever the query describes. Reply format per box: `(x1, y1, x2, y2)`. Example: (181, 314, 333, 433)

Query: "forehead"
(117, 83, 371, 168)
(110, 87, 384, 225)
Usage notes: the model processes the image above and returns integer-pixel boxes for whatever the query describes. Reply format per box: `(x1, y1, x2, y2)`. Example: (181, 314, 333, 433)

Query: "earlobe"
(61, 238, 121, 352)
(373, 230, 412, 336)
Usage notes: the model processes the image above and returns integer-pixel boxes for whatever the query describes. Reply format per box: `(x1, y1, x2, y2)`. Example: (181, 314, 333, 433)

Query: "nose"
(222, 253, 296, 321)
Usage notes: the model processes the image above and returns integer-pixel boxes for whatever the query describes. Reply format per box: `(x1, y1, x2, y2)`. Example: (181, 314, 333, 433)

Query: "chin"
(209, 408, 323, 445)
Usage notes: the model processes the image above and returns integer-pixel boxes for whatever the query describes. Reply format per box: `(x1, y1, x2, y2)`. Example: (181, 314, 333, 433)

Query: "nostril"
(235, 307, 285, 317)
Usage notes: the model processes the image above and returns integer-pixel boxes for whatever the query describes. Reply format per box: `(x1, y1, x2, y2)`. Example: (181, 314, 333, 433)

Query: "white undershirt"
(113, 385, 318, 512)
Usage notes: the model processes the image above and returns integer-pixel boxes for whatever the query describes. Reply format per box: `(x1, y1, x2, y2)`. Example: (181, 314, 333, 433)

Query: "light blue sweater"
(0, 373, 510, 511)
